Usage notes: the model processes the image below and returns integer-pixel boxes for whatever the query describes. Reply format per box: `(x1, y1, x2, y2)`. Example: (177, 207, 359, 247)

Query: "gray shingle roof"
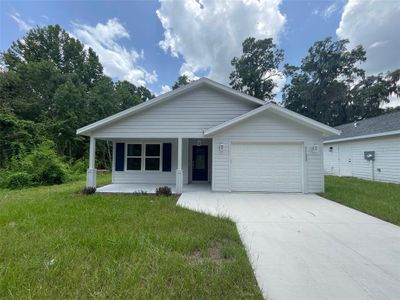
(324, 111, 400, 141)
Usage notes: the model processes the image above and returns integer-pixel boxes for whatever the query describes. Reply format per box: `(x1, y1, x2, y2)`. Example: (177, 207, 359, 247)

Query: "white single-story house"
(77, 77, 339, 193)
(323, 111, 400, 183)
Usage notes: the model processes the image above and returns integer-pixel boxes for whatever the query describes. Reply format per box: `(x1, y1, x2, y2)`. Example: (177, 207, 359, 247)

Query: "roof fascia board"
(204, 104, 272, 136)
(269, 105, 341, 135)
(323, 129, 400, 144)
(204, 104, 340, 136)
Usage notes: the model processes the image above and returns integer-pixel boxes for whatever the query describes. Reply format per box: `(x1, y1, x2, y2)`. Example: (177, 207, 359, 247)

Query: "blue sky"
(1, 0, 399, 99)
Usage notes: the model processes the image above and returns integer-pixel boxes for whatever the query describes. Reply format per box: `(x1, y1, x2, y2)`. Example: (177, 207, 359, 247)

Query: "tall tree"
(283, 38, 367, 126)
(283, 37, 399, 126)
(114, 80, 154, 111)
(1, 25, 104, 123)
(0, 24, 156, 166)
(172, 75, 191, 90)
(349, 70, 400, 120)
(2, 25, 103, 86)
(229, 37, 284, 100)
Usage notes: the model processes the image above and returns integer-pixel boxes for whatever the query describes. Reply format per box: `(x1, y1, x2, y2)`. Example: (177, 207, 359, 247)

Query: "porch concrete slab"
(177, 192, 400, 300)
(97, 183, 210, 194)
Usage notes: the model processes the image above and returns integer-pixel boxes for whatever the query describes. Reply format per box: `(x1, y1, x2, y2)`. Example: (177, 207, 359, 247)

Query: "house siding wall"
(323, 136, 400, 183)
(111, 138, 189, 185)
(211, 111, 324, 193)
(323, 144, 339, 175)
(92, 87, 259, 139)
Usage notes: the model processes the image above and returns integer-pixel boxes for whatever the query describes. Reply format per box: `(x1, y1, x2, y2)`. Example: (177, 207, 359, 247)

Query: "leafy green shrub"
(71, 159, 88, 174)
(11, 141, 69, 186)
(155, 186, 172, 196)
(0, 170, 11, 188)
(38, 162, 67, 184)
(0, 113, 44, 169)
(6, 172, 32, 189)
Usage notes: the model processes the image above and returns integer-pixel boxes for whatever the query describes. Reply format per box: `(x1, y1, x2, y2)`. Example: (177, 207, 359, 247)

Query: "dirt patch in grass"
(188, 239, 233, 265)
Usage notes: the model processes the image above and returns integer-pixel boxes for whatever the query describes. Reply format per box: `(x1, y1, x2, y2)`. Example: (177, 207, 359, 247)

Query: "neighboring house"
(323, 111, 400, 184)
(77, 78, 339, 193)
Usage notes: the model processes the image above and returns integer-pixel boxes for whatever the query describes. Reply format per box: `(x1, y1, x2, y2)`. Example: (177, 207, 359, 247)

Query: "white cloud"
(337, 0, 400, 75)
(160, 84, 172, 94)
(271, 71, 286, 97)
(72, 18, 157, 86)
(9, 12, 33, 31)
(381, 94, 400, 108)
(313, 3, 338, 19)
(157, 0, 286, 84)
(368, 40, 388, 49)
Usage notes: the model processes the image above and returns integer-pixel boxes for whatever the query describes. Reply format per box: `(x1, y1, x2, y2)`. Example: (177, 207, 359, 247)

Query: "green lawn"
(321, 176, 400, 226)
(0, 174, 262, 299)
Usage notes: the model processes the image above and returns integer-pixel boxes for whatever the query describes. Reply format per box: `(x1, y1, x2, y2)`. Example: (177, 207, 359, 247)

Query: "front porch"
(86, 137, 212, 193)
(97, 183, 211, 194)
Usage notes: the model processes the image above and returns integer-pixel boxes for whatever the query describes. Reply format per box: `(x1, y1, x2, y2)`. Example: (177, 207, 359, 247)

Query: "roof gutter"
(323, 129, 400, 144)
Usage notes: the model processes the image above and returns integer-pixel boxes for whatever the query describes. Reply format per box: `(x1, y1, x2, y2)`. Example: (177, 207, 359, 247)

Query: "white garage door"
(230, 142, 303, 192)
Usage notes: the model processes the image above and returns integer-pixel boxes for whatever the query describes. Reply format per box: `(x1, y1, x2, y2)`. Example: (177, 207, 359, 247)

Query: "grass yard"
(0, 174, 262, 299)
(321, 176, 400, 226)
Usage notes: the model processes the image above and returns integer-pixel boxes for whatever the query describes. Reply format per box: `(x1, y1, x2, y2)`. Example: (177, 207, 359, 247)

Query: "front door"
(192, 145, 208, 181)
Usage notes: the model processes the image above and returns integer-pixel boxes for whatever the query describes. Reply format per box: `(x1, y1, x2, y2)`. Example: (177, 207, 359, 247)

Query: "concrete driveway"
(177, 192, 400, 300)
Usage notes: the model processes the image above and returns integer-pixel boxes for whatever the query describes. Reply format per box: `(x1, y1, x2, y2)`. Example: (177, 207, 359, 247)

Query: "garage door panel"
(230, 143, 303, 192)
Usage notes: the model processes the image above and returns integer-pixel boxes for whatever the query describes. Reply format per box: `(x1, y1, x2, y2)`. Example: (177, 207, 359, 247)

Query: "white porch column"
(86, 136, 97, 188)
(176, 137, 183, 193)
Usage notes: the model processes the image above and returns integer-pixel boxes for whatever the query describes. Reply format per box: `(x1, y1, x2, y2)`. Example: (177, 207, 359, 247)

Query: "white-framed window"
(125, 143, 162, 171)
(144, 144, 161, 171)
(126, 144, 142, 170)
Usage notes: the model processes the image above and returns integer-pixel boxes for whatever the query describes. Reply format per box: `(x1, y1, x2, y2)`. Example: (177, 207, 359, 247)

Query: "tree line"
(179, 37, 399, 126)
(1, 24, 399, 178)
(1, 25, 153, 170)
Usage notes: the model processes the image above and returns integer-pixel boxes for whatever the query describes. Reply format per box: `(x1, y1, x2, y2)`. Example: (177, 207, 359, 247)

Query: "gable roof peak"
(77, 76, 265, 136)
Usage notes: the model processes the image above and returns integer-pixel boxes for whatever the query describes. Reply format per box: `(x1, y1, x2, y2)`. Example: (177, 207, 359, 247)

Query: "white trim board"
(124, 142, 163, 172)
(323, 130, 400, 144)
(204, 103, 340, 136)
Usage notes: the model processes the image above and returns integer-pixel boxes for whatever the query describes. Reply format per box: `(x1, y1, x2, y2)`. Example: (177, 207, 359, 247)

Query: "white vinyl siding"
(212, 110, 324, 193)
(230, 142, 303, 192)
(323, 136, 400, 183)
(323, 144, 339, 174)
(92, 87, 259, 139)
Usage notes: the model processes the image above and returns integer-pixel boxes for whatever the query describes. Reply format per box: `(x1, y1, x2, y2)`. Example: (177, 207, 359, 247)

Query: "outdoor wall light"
(219, 143, 225, 152)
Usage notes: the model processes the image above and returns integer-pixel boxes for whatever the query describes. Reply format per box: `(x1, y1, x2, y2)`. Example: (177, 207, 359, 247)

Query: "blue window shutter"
(162, 143, 172, 172)
(115, 143, 125, 171)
